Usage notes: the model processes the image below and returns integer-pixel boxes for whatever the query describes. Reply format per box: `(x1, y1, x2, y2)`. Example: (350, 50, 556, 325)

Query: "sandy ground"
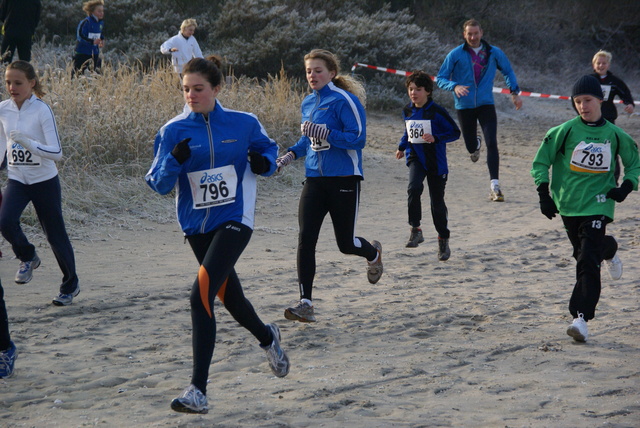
(0, 96, 639, 427)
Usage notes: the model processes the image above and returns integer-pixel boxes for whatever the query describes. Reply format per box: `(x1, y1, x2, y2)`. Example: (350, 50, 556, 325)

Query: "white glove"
(276, 151, 295, 169)
(301, 121, 330, 140)
(10, 130, 36, 152)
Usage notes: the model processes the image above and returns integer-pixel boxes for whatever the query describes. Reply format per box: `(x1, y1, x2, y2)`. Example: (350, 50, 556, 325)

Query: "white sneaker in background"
(603, 253, 623, 281)
(566, 313, 589, 342)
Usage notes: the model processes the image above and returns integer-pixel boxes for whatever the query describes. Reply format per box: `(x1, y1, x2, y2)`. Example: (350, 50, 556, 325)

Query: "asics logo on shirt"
(199, 171, 225, 184)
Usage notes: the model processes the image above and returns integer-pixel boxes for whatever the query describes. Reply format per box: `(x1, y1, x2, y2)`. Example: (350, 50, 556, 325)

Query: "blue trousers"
(0, 177, 78, 294)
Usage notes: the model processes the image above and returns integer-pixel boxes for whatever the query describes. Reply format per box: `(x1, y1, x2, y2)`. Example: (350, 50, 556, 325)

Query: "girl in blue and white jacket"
(146, 56, 289, 415)
(276, 49, 383, 324)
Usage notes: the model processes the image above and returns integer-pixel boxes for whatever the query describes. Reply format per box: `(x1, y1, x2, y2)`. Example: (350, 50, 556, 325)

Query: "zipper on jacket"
(199, 112, 214, 234)
(311, 92, 324, 176)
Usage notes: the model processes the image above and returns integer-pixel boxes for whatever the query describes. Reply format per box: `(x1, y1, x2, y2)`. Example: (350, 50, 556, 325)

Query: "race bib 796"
(187, 165, 237, 209)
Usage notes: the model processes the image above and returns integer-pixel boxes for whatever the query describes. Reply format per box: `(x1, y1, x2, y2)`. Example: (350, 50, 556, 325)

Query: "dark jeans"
(561, 215, 617, 321)
(186, 221, 270, 395)
(457, 105, 499, 180)
(1, 35, 33, 63)
(407, 159, 449, 239)
(0, 177, 78, 294)
(72, 53, 102, 77)
(297, 176, 377, 300)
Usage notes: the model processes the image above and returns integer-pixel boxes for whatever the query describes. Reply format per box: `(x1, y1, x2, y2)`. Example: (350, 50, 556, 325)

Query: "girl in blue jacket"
(146, 56, 289, 414)
(276, 49, 383, 323)
(72, 0, 104, 76)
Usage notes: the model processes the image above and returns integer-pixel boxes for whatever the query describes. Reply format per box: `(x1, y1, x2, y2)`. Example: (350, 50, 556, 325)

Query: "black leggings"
(186, 221, 271, 395)
(297, 176, 378, 301)
(457, 105, 499, 180)
(562, 215, 617, 321)
(72, 53, 102, 77)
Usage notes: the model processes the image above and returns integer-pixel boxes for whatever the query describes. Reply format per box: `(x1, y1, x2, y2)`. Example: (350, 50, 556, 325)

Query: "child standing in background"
(396, 70, 460, 260)
(590, 50, 635, 184)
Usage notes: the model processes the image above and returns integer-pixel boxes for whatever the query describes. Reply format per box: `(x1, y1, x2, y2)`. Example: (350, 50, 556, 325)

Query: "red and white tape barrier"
(351, 63, 639, 105)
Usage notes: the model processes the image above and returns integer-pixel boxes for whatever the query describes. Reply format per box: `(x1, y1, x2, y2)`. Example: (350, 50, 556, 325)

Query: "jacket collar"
(189, 99, 222, 122)
(315, 81, 336, 96)
(12, 94, 37, 111)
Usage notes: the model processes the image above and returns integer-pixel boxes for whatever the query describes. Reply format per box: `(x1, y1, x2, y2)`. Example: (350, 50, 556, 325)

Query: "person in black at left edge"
(0, 278, 17, 378)
(0, 0, 41, 63)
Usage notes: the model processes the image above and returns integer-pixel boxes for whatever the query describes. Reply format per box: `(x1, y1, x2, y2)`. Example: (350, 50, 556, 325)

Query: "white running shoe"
(490, 183, 504, 202)
(566, 313, 589, 342)
(261, 323, 290, 377)
(15, 254, 41, 284)
(52, 285, 81, 306)
(603, 253, 623, 280)
(171, 384, 208, 414)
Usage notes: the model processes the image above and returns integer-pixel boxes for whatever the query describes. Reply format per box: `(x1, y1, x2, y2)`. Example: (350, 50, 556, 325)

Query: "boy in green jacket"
(531, 75, 640, 342)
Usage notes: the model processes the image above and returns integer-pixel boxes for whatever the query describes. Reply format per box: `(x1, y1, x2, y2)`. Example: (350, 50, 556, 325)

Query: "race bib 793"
(569, 141, 611, 173)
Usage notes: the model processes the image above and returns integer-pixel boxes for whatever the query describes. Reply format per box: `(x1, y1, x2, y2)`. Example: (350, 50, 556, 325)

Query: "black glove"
(171, 138, 191, 164)
(537, 183, 558, 219)
(606, 179, 633, 202)
(248, 151, 270, 174)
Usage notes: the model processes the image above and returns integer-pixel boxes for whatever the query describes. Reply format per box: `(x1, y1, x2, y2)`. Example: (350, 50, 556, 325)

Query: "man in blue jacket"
(437, 19, 522, 202)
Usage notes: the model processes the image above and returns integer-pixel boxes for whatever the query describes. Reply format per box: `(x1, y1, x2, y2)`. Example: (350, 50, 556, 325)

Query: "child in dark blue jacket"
(396, 70, 460, 260)
(72, 0, 104, 76)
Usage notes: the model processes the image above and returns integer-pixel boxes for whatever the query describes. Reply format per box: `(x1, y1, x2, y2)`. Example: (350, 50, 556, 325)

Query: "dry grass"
(0, 61, 307, 229)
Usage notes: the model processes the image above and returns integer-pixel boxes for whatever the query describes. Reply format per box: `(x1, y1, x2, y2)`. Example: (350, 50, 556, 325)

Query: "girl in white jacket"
(0, 61, 79, 306)
(160, 18, 204, 75)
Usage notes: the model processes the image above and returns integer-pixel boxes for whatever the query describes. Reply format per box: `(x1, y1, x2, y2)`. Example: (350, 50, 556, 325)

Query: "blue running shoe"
(0, 341, 17, 378)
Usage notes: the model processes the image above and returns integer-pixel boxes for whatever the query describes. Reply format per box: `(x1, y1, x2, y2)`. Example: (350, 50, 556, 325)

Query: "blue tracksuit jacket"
(145, 100, 278, 235)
